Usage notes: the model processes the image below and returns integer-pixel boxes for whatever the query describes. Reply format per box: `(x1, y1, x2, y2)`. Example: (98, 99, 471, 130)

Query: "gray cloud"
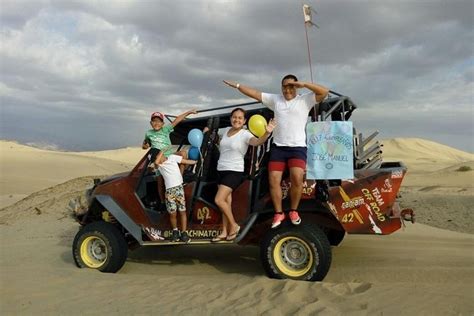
(1, 0, 473, 152)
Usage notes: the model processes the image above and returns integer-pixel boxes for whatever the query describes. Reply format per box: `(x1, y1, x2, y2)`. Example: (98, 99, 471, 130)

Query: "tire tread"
(72, 221, 128, 273)
(260, 223, 332, 281)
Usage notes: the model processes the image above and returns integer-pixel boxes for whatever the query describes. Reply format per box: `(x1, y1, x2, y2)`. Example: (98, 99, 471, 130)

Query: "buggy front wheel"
(260, 224, 331, 281)
(72, 221, 128, 273)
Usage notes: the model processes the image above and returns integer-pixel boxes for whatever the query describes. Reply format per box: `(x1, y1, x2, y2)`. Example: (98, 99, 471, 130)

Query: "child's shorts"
(165, 185, 186, 213)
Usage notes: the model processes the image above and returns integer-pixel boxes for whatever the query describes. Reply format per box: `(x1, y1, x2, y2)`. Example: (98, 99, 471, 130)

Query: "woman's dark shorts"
(217, 170, 244, 191)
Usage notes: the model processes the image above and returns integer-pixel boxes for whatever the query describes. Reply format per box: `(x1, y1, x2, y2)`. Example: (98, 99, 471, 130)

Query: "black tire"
(72, 221, 128, 273)
(260, 223, 332, 281)
(326, 229, 345, 246)
(306, 224, 346, 246)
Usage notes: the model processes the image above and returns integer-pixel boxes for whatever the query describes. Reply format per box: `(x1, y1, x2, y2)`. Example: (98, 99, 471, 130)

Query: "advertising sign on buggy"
(325, 167, 409, 235)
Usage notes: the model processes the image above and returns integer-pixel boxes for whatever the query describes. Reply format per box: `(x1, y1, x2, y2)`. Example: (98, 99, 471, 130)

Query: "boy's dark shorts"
(217, 170, 244, 191)
(268, 145, 307, 172)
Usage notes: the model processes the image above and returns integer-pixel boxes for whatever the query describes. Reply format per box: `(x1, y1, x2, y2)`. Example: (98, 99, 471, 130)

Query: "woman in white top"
(212, 108, 276, 242)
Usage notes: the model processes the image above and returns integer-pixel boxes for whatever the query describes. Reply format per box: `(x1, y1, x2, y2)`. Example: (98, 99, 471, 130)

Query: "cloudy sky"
(1, 0, 473, 152)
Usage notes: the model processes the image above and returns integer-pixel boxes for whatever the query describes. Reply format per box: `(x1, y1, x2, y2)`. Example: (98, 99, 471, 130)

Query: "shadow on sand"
(127, 244, 263, 277)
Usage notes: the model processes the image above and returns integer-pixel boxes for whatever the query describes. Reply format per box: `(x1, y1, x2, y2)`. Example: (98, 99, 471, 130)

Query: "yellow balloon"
(248, 114, 267, 137)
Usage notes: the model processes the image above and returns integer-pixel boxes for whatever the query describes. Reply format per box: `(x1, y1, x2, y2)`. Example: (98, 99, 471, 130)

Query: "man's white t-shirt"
(217, 127, 254, 172)
(262, 92, 316, 147)
(157, 154, 183, 189)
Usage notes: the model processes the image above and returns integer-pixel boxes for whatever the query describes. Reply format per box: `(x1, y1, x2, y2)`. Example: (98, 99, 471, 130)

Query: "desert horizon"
(1, 137, 473, 315)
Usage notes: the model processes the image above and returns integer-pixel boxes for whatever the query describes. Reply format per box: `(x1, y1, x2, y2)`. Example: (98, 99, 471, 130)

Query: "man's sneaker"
(171, 229, 180, 242)
(289, 210, 301, 225)
(180, 231, 191, 243)
(271, 212, 286, 228)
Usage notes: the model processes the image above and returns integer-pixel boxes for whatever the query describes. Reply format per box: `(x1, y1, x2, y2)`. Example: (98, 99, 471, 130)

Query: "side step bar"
(141, 213, 259, 246)
(142, 239, 234, 246)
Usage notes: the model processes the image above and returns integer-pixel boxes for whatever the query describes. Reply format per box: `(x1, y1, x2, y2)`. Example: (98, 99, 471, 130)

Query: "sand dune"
(0, 141, 143, 208)
(379, 138, 473, 233)
(77, 147, 145, 165)
(382, 137, 474, 172)
(401, 163, 473, 187)
(1, 138, 473, 315)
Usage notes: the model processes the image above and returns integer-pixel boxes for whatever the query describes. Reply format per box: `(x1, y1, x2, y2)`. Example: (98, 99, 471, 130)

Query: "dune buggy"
(72, 92, 414, 281)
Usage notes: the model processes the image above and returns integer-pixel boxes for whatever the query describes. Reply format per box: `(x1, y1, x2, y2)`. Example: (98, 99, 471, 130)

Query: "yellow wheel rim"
(273, 236, 314, 278)
(80, 236, 108, 268)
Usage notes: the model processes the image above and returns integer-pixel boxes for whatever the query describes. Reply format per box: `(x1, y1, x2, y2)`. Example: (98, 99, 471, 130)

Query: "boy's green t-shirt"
(145, 125, 174, 157)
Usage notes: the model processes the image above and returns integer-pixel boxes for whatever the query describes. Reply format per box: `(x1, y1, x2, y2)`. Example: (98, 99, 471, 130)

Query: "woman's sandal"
(211, 235, 227, 242)
(226, 226, 241, 241)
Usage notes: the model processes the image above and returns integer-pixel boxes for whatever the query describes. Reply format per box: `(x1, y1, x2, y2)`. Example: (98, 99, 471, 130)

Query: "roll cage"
(168, 91, 357, 146)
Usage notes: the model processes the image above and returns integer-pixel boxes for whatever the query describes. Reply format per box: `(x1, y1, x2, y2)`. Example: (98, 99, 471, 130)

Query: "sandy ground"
(1, 138, 473, 315)
(382, 138, 474, 234)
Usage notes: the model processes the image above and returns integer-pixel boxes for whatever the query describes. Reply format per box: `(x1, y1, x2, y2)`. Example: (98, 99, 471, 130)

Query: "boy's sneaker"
(289, 210, 301, 225)
(271, 212, 286, 228)
(171, 229, 180, 242)
(180, 231, 191, 243)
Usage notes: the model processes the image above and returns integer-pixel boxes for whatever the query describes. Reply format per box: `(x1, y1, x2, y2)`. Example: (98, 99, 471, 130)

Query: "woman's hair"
(231, 107, 246, 117)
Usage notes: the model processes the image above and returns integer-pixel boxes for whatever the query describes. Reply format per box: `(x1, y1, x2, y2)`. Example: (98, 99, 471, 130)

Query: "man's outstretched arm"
(288, 81, 329, 103)
(223, 80, 262, 102)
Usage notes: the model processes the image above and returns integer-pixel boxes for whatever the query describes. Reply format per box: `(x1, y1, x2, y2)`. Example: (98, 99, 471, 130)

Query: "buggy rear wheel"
(260, 224, 332, 281)
(72, 221, 128, 273)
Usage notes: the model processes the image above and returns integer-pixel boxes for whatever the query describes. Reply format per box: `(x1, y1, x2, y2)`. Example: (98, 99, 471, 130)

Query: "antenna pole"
(304, 22, 314, 83)
(303, 4, 318, 83)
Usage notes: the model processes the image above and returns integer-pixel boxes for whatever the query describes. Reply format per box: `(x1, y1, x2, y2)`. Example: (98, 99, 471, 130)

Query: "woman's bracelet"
(236, 83, 240, 89)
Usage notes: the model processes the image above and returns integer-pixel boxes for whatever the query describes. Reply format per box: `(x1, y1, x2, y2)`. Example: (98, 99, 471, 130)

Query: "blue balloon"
(188, 146, 200, 160)
(188, 129, 203, 147)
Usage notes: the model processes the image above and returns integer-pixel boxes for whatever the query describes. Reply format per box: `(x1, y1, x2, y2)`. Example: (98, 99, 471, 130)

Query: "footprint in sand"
(327, 282, 372, 296)
(349, 282, 372, 294)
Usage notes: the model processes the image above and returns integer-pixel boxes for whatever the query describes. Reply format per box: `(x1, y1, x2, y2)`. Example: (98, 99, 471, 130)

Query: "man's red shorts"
(268, 145, 307, 172)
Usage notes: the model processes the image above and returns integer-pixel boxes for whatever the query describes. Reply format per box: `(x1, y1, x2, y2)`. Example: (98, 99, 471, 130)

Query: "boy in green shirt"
(142, 109, 196, 154)
(142, 109, 197, 209)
